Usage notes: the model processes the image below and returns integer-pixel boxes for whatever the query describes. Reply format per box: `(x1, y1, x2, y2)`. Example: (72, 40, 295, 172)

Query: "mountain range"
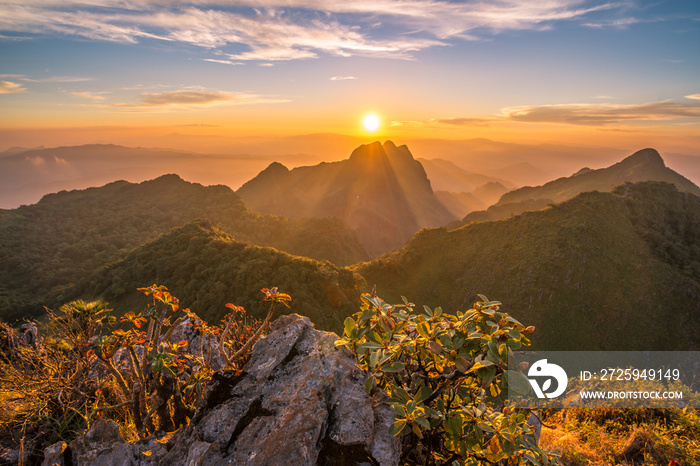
(357, 181, 700, 351)
(0, 175, 366, 322)
(463, 148, 700, 223)
(1, 140, 699, 353)
(238, 141, 456, 255)
(0, 144, 323, 209)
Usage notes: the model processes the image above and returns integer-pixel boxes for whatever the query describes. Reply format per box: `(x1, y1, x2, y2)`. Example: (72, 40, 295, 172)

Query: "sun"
(363, 113, 380, 132)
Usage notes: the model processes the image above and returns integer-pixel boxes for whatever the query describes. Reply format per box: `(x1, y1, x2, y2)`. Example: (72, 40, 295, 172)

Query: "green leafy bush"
(336, 293, 556, 465)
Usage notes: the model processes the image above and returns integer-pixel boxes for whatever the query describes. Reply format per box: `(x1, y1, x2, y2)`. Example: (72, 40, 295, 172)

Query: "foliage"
(72, 221, 364, 334)
(0, 284, 280, 461)
(336, 292, 556, 465)
(357, 182, 700, 351)
(0, 174, 366, 322)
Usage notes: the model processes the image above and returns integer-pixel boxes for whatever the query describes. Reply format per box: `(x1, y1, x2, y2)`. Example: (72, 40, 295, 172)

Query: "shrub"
(336, 292, 557, 465)
(0, 285, 286, 460)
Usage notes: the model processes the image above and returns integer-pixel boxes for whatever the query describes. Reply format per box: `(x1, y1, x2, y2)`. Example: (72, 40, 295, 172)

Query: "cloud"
(0, 73, 92, 83)
(432, 117, 493, 127)
(0, 1, 637, 62)
(502, 100, 700, 125)
(391, 117, 493, 128)
(686, 94, 700, 100)
(330, 76, 357, 81)
(202, 58, 244, 65)
(23, 76, 92, 83)
(69, 91, 107, 101)
(112, 89, 289, 108)
(0, 80, 26, 94)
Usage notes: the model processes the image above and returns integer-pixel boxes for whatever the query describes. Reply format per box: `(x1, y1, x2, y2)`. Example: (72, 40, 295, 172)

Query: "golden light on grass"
(363, 113, 380, 132)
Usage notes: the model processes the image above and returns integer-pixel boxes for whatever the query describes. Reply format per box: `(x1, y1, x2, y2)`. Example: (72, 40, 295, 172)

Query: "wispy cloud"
(0, 80, 27, 94)
(330, 76, 357, 81)
(432, 117, 493, 127)
(23, 76, 92, 83)
(393, 98, 700, 128)
(111, 89, 289, 109)
(0, 73, 91, 83)
(202, 58, 244, 65)
(391, 117, 493, 127)
(0, 1, 639, 62)
(502, 100, 700, 125)
(69, 91, 107, 101)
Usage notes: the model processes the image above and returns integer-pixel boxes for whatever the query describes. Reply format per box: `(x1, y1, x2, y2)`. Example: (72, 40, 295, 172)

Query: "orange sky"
(1, 1, 699, 155)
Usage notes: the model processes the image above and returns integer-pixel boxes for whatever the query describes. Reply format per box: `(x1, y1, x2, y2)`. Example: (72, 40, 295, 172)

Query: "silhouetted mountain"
(357, 181, 700, 351)
(435, 182, 510, 218)
(417, 158, 515, 192)
(463, 148, 700, 223)
(72, 220, 365, 333)
(0, 144, 323, 209)
(0, 175, 367, 322)
(238, 141, 457, 256)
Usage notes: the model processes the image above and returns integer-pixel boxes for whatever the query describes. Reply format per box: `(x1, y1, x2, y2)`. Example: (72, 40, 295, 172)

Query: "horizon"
(1, 1, 699, 156)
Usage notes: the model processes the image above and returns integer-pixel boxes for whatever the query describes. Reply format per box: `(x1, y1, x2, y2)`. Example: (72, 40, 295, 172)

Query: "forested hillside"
(357, 181, 700, 351)
(0, 175, 367, 322)
(72, 220, 365, 332)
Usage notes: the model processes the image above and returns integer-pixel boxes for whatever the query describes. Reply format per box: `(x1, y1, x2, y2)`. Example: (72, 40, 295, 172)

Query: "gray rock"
(41, 441, 67, 466)
(162, 313, 400, 465)
(64, 314, 400, 466)
(68, 419, 134, 466)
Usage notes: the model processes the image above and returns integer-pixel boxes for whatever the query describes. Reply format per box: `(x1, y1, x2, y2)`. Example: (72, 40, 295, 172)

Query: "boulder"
(66, 314, 400, 466)
(162, 313, 400, 465)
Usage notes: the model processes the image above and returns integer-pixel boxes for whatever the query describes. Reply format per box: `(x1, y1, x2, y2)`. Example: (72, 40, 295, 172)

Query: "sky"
(0, 0, 699, 153)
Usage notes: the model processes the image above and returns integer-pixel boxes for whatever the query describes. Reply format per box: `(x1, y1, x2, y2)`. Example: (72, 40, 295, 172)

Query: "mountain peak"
(262, 161, 290, 174)
(348, 141, 388, 165)
(620, 148, 665, 168)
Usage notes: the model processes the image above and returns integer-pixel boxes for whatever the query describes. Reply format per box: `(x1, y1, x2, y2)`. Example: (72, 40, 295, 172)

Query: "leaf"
(429, 341, 442, 354)
(389, 403, 407, 416)
(358, 341, 384, 350)
(414, 385, 433, 403)
(445, 415, 462, 436)
(383, 361, 405, 372)
(388, 419, 406, 436)
(364, 375, 375, 394)
(468, 360, 494, 373)
(414, 416, 431, 429)
(489, 435, 501, 454)
(343, 317, 355, 337)
(505, 370, 532, 395)
(455, 357, 470, 372)
(392, 386, 412, 403)
(416, 322, 431, 339)
(412, 422, 424, 439)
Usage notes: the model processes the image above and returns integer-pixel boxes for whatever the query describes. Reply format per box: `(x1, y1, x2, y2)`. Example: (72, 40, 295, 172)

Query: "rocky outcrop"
(59, 314, 400, 465)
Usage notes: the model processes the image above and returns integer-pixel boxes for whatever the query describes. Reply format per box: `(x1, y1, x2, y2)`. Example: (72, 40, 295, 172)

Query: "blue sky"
(0, 0, 699, 150)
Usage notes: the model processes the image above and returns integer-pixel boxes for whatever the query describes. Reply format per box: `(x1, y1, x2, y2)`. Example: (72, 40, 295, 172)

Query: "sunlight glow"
(363, 114, 380, 132)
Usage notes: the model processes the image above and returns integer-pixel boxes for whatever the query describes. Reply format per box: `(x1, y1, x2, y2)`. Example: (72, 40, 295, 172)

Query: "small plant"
(336, 292, 556, 465)
(0, 284, 286, 463)
(87, 285, 286, 437)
